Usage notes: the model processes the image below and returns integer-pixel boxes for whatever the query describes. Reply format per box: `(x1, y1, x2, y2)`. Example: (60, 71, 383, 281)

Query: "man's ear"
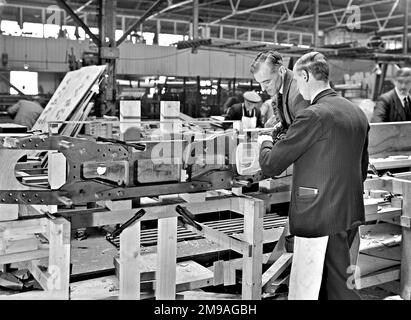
(302, 70, 309, 82)
(279, 66, 286, 77)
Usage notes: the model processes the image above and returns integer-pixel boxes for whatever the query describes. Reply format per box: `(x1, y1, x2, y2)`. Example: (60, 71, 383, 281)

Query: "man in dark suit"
(371, 67, 411, 122)
(224, 90, 264, 129)
(257, 52, 369, 299)
(250, 51, 309, 131)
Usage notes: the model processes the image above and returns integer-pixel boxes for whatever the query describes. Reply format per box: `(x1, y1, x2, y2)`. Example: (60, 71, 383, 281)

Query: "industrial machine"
(0, 122, 268, 207)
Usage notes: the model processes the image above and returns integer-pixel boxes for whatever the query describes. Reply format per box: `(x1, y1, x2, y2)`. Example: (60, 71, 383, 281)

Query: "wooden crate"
(0, 216, 70, 300)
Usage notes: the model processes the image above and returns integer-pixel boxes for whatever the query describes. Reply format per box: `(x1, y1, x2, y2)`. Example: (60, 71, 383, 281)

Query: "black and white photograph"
(0, 0, 410, 308)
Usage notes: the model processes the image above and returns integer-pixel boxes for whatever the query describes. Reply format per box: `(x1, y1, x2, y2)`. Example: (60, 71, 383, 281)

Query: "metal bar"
(338, 0, 353, 25)
(314, 0, 319, 47)
(290, 0, 300, 18)
(403, 0, 409, 54)
(116, 0, 165, 46)
(55, 0, 101, 46)
(150, 0, 193, 19)
(370, 6, 382, 29)
(0, 73, 27, 96)
(381, 0, 400, 30)
(65, 0, 94, 23)
(193, 0, 199, 40)
(277, 0, 396, 24)
(209, 0, 296, 25)
(327, 0, 339, 24)
(338, 13, 403, 29)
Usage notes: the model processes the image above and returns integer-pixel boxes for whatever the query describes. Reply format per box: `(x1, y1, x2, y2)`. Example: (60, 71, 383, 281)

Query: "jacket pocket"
(294, 187, 319, 212)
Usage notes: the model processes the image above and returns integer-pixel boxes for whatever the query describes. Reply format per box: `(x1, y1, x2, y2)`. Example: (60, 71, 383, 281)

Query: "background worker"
(7, 98, 45, 130)
(224, 90, 263, 129)
(371, 67, 411, 122)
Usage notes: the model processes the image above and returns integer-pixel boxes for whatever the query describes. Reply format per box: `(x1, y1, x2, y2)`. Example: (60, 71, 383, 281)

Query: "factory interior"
(0, 0, 411, 302)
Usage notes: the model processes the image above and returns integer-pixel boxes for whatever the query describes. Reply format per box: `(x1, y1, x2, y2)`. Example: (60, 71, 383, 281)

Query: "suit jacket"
(278, 69, 310, 129)
(224, 103, 264, 128)
(259, 89, 369, 237)
(371, 88, 409, 122)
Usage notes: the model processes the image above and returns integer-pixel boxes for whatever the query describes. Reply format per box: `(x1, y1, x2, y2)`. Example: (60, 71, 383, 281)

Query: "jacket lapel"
(281, 69, 294, 125)
(392, 90, 407, 120)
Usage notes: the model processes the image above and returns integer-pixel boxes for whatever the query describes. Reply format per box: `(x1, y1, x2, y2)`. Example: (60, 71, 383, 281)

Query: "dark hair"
(294, 51, 329, 82)
(250, 51, 283, 74)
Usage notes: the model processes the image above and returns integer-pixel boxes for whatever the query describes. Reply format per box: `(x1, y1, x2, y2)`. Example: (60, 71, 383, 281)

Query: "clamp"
(175, 205, 202, 231)
(110, 209, 147, 238)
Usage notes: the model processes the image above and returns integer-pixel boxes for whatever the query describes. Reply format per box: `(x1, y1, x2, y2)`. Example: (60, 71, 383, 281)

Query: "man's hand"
(257, 135, 273, 146)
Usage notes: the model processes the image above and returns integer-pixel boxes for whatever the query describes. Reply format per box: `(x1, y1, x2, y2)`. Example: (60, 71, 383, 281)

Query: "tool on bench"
(110, 209, 147, 238)
(175, 205, 202, 231)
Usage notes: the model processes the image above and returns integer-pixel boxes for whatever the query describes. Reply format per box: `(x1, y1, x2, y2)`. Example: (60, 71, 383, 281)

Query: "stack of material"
(32, 65, 107, 135)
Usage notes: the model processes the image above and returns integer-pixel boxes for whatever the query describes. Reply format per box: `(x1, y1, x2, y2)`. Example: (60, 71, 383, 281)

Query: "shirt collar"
(395, 87, 410, 106)
(310, 86, 331, 104)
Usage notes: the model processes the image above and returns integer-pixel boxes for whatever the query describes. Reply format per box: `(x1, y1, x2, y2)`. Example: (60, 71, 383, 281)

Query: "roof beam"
(116, 0, 166, 46)
(55, 0, 101, 46)
(65, 0, 94, 23)
(149, 0, 194, 19)
(276, 0, 396, 25)
(209, 0, 296, 25)
(381, 0, 400, 30)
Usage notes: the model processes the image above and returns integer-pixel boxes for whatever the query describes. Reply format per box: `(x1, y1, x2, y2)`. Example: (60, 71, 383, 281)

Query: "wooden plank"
(160, 101, 181, 133)
(262, 252, 293, 288)
(114, 257, 213, 295)
(66, 198, 233, 229)
(120, 100, 141, 138)
(156, 217, 177, 300)
(0, 289, 67, 300)
(223, 260, 236, 286)
(365, 207, 402, 222)
(400, 182, 411, 299)
(25, 260, 53, 291)
(184, 222, 250, 255)
(48, 218, 70, 298)
(267, 219, 289, 264)
(0, 249, 49, 265)
(119, 220, 141, 300)
(0, 235, 38, 255)
(356, 254, 400, 276)
(241, 198, 263, 300)
(370, 157, 411, 170)
(0, 204, 18, 222)
(369, 122, 411, 158)
(355, 267, 400, 289)
(177, 290, 240, 300)
(212, 260, 224, 286)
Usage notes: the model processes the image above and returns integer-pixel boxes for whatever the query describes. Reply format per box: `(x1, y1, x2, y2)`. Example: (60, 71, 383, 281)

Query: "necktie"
(277, 93, 283, 110)
(404, 97, 411, 121)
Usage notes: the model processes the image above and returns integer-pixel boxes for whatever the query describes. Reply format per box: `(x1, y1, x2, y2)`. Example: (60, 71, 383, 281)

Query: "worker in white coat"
(224, 91, 263, 129)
